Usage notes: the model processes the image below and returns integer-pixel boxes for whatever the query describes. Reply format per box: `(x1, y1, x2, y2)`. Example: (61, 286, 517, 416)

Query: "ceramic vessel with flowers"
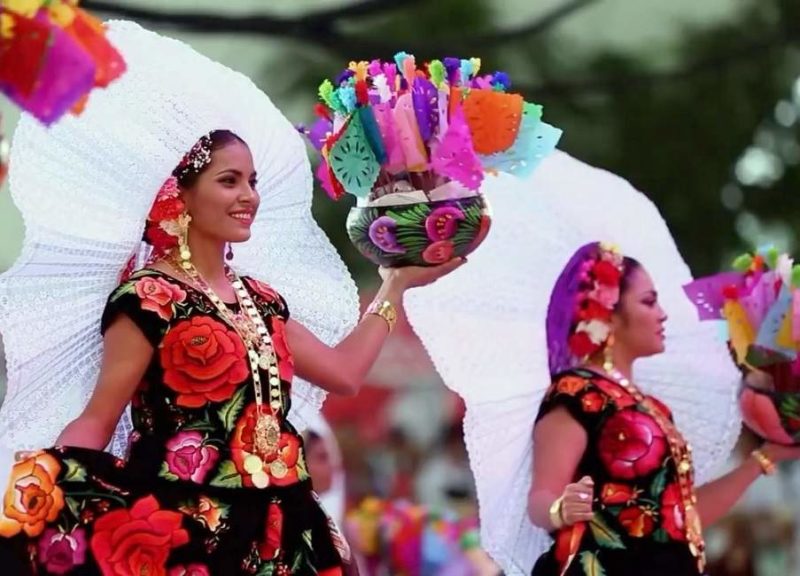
(685, 247, 800, 444)
(302, 52, 561, 267)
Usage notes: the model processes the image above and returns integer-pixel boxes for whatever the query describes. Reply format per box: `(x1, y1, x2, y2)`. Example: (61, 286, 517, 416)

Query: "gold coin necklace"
(172, 257, 288, 486)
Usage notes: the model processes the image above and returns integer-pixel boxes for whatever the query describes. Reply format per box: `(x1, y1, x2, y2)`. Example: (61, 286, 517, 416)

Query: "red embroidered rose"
(160, 316, 249, 407)
(259, 502, 283, 560)
(598, 409, 668, 479)
(90, 495, 189, 576)
(593, 260, 622, 286)
(270, 316, 294, 382)
(169, 564, 210, 576)
(568, 331, 597, 359)
(135, 276, 187, 321)
(618, 505, 655, 537)
(600, 483, 638, 505)
(660, 483, 687, 541)
(555, 375, 588, 396)
(245, 278, 281, 303)
(581, 391, 606, 413)
(422, 240, 455, 265)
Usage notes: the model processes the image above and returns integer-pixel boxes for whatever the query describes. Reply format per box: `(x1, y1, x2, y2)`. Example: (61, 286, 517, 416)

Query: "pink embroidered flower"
(424, 206, 464, 241)
(135, 276, 187, 321)
(169, 564, 211, 576)
(245, 278, 280, 303)
(37, 527, 87, 574)
(660, 483, 687, 541)
(598, 409, 668, 479)
(165, 431, 219, 484)
(422, 240, 454, 265)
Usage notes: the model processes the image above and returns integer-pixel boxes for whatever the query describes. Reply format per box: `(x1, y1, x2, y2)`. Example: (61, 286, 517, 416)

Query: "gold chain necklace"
(169, 257, 288, 486)
(602, 362, 706, 573)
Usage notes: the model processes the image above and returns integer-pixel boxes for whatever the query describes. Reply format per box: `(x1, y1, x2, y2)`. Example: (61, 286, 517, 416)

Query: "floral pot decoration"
(302, 53, 561, 267)
(0, 0, 126, 125)
(685, 247, 800, 444)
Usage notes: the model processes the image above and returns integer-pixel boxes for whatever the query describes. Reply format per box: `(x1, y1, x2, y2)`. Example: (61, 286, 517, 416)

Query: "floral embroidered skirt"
(0, 447, 351, 575)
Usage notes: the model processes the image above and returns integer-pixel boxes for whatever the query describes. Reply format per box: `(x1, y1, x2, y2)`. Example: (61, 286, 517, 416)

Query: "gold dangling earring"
(225, 243, 234, 261)
(603, 333, 615, 373)
(177, 212, 192, 270)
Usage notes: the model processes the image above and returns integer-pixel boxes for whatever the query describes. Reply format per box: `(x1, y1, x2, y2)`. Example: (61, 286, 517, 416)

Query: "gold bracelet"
(364, 299, 397, 332)
(751, 449, 777, 476)
(548, 495, 565, 530)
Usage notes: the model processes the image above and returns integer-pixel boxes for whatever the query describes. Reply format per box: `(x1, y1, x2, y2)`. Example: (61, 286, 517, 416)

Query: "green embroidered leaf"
(579, 551, 607, 576)
(110, 282, 137, 302)
(209, 460, 242, 489)
(291, 536, 314, 573)
(62, 459, 87, 483)
(66, 497, 82, 521)
(652, 528, 669, 543)
(295, 450, 310, 482)
(217, 386, 247, 432)
(255, 562, 275, 576)
(302, 529, 313, 549)
(650, 468, 668, 498)
(589, 515, 625, 550)
(182, 415, 217, 433)
(158, 461, 179, 482)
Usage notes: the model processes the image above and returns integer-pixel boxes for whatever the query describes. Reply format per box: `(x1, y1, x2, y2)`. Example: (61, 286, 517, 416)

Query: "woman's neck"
(185, 231, 226, 282)
(586, 346, 635, 382)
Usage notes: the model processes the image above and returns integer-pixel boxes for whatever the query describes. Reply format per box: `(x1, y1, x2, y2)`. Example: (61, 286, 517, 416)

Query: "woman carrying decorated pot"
(403, 151, 800, 575)
(525, 242, 800, 575)
(0, 23, 464, 575)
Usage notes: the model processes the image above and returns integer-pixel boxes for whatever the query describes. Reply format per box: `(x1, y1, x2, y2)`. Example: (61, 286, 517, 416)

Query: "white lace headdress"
(404, 151, 741, 574)
(0, 21, 359, 459)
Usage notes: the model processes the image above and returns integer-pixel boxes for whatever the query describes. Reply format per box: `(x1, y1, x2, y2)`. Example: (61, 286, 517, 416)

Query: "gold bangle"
(751, 449, 777, 476)
(548, 495, 565, 530)
(364, 299, 397, 332)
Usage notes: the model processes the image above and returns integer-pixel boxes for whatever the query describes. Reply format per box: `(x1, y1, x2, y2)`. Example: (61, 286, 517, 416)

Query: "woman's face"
(305, 436, 334, 493)
(182, 140, 259, 244)
(612, 266, 668, 359)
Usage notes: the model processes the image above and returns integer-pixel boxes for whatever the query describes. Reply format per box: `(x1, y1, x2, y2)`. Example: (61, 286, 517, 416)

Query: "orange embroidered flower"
(555, 376, 588, 396)
(600, 483, 638, 505)
(0, 452, 64, 538)
(581, 391, 606, 413)
(618, 505, 655, 538)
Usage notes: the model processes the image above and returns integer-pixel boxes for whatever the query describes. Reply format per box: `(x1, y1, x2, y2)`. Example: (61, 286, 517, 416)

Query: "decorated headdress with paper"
(304, 52, 561, 201)
(0, 0, 126, 124)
